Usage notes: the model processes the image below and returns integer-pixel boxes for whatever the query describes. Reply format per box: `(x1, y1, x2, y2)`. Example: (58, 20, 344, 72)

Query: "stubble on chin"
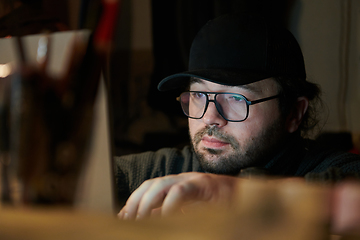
(190, 118, 286, 175)
(190, 125, 244, 175)
(192, 125, 240, 155)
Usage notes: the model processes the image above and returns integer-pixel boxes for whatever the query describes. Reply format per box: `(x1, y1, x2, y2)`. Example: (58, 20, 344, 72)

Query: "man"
(115, 13, 360, 221)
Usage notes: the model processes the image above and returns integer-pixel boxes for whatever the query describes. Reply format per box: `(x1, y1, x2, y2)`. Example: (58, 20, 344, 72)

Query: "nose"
(202, 101, 227, 127)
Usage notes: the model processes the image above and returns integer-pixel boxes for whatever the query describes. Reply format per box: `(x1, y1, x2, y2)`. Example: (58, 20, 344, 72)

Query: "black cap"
(158, 13, 306, 91)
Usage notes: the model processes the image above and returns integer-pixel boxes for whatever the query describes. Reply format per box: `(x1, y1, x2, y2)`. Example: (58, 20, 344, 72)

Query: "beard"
(190, 118, 287, 176)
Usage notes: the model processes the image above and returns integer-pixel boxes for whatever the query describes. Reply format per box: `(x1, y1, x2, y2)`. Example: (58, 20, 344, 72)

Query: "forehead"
(189, 77, 278, 95)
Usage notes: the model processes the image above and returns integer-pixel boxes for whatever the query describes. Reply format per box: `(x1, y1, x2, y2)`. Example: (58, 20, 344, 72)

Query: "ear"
(286, 97, 309, 133)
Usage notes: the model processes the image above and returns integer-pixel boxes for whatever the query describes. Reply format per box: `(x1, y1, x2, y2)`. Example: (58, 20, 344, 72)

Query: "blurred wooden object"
(0, 178, 334, 240)
(0, 0, 121, 210)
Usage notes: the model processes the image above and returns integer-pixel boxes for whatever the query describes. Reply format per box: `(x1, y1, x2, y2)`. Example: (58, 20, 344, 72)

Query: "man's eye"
(229, 95, 244, 102)
(192, 92, 206, 99)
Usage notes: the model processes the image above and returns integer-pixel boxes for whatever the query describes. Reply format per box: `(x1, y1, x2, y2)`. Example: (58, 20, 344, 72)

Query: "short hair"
(273, 76, 323, 137)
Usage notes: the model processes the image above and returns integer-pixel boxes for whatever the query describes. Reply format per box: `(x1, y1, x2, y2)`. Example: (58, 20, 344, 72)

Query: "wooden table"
(0, 179, 335, 240)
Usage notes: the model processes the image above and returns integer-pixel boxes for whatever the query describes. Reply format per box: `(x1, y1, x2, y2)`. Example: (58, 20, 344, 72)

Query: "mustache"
(193, 125, 239, 149)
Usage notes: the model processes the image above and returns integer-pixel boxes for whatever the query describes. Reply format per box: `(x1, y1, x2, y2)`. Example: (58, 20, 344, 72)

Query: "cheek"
(224, 122, 255, 145)
(248, 101, 281, 123)
(236, 103, 281, 137)
(188, 118, 199, 138)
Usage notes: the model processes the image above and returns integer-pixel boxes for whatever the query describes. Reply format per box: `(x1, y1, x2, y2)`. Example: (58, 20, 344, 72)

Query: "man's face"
(188, 78, 288, 176)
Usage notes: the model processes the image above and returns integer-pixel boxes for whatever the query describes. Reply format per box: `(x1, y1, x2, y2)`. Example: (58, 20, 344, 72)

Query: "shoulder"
(305, 139, 360, 168)
(114, 146, 200, 179)
(301, 139, 360, 181)
(114, 146, 194, 169)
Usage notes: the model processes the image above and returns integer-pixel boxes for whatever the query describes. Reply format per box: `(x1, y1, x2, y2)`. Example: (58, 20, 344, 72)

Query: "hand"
(118, 172, 239, 220)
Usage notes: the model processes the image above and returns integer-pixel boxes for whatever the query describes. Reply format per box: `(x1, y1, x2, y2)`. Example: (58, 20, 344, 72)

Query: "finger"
(119, 179, 155, 220)
(120, 173, 202, 220)
(150, 207, 162, 217)
(137, 176, 181, 219)
(161, 173, 239, 216)
(161, 179, 205, 216)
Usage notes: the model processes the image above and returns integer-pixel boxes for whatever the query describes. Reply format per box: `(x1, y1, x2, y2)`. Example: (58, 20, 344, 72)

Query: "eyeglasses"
(177, 91, 280, 122)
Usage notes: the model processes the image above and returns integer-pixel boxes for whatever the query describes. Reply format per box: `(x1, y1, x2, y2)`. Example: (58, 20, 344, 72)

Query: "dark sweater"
(114, 136, 360, 205)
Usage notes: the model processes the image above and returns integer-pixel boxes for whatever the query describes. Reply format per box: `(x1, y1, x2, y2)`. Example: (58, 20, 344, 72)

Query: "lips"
(201, 136, 230, 149)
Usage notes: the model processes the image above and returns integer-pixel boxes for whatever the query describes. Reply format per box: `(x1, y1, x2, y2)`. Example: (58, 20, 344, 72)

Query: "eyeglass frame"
(176, 91, 281, 122)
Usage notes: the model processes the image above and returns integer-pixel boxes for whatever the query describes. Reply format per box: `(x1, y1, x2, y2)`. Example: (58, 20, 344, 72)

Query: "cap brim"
(157, 69, 271, 91)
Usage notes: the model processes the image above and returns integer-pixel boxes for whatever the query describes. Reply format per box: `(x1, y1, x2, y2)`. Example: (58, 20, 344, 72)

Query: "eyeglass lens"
(179, 92, 248, 121)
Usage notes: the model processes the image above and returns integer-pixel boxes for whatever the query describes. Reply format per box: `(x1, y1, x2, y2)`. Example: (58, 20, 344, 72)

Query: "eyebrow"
(190, 77, 263, 94)
(189, 77, 202, 84)
(236, 84, 263, 94)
